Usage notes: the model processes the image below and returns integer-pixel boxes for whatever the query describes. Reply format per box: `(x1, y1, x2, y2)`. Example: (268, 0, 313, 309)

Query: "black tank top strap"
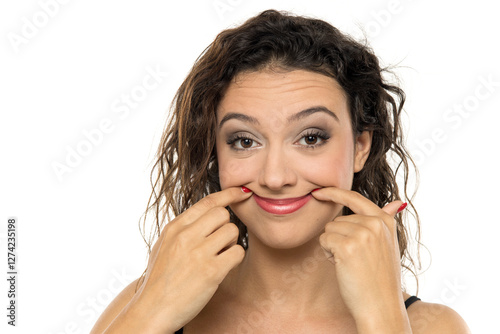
(404, 295, 421, 309)
(175, 328, 183, 334)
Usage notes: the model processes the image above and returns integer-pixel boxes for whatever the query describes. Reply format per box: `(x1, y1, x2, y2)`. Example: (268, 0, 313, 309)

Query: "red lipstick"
(253, 193, 312, 215)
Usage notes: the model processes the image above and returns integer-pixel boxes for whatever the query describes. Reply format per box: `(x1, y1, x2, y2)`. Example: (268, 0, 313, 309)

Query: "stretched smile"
(253, 193, 312, 215)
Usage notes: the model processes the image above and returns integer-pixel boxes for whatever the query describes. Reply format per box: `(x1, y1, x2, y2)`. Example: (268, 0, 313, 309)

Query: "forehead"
(217, 69, 349, 121)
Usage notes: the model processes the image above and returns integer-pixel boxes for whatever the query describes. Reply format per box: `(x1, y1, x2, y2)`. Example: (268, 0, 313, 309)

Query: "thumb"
(382, 200, 407, 217)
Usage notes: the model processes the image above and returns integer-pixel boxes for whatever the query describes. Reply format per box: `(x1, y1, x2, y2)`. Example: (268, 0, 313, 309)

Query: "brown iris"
(304, 135, 318, 145)
(240, 138, 253, 148)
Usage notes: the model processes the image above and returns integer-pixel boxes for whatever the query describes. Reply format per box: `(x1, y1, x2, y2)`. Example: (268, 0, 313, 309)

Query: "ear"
(354, 130, 373, 173)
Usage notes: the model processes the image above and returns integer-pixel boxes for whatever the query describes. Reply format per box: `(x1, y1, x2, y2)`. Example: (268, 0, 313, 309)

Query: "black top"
(404, 295, 421, 309)
(175, 296, 420, 333)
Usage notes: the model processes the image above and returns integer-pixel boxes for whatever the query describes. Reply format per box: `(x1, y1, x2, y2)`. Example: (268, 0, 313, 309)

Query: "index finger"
(176, 186, 253, 226)
(311, 187, 382, 217)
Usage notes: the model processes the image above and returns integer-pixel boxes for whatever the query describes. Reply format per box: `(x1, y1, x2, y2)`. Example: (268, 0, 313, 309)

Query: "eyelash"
(226, 134, 258, 151)
(298, 130, 331, 148)
(226, 130, 330, 151)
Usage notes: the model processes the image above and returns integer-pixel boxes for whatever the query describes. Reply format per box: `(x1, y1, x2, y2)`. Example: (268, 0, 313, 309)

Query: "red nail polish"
(241, 186, 252, 193)
(397, 202, 408, 213)
(312, 188, 321, 192)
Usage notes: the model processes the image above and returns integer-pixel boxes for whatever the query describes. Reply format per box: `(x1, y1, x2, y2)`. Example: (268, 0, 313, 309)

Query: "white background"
(1, 0, 499, 333)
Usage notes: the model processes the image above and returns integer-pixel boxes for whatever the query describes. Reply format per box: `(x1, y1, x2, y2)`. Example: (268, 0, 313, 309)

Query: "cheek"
(301, 146, 355, 189)
(217, 150, 259, 189)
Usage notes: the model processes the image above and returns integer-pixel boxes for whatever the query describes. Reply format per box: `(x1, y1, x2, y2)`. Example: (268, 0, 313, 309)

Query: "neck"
(224, 233, 349, 317)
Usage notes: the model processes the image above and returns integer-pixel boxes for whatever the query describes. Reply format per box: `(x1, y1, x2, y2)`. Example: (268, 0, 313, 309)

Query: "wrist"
(127, 291, 179, 334)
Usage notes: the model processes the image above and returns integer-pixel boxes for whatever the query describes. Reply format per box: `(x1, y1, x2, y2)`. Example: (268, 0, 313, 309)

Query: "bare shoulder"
(406, 299, 471, 334)
(90, 276, 144, 333)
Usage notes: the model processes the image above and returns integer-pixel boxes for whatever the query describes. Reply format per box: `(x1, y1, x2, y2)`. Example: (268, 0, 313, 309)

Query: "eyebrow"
(286, 106, 339, 123)
(218, 113, 260, 129)
(218, 105, 339, 129)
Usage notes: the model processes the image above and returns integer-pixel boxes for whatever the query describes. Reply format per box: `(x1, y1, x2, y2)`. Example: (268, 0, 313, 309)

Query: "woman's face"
(216, 69, 372, 249)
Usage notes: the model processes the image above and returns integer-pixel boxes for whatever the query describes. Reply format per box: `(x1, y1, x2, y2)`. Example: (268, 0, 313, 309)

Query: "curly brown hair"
(140, 9, 421, 288)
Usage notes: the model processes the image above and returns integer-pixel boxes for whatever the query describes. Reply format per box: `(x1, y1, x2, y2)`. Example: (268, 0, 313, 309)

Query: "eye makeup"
(295, 128, 331, 148)
(225, 127, 332, 151)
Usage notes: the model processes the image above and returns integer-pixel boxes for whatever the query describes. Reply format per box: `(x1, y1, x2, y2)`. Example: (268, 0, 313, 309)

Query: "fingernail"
(311, 188, 321, 192)
(397, 202, 408, 213)
(241, 186, 252, 193)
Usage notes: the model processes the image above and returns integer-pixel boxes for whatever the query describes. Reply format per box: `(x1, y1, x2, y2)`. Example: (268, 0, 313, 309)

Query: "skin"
(210, 68, 404, 332)
(90, 69, 471, 334)
(216, 69, 368, 251)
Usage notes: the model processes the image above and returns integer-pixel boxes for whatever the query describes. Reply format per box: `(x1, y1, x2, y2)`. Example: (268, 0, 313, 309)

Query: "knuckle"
(199, 196, 217, 210)
(167, 214, 188, 232)
(346, 191, 362, 206)
(319, 232, 327, 243)
(225, 222, 240, 237)
(324, 221, 335, 232)
(354, 192, 365, 200)
(342, 238, 358, 255)
(211, 206, 230, 221)
(163, 220, 179, 236)
(366, 217, 386, 236)
(319, 233, 330, 247)
(215, 223, 239, 245)
(175, 228, 193, 248)
(356, 226, 373, 243)
(231, 244, 245, 262)
(220, 245, 245, 272)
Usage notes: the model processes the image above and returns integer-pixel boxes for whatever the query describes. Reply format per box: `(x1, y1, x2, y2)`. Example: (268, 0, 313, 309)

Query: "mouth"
(252, 192, 312, 215)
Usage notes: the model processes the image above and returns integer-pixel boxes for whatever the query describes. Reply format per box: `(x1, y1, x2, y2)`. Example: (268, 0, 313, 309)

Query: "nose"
(258, 144, 297, 191)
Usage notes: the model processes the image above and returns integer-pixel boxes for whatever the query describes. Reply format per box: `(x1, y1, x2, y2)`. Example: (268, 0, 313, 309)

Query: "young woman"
(91, 9, 470, 333)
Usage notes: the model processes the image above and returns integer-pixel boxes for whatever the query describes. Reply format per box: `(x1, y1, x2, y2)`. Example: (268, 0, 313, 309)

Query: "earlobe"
(354, 131, 373, 172)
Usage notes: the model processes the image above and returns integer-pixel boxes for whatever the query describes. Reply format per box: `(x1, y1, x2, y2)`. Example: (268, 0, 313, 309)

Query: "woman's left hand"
(311, 187, 411, 332)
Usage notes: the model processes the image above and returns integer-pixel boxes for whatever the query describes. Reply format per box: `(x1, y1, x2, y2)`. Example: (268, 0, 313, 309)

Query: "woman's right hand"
(130, 186, 252, 333)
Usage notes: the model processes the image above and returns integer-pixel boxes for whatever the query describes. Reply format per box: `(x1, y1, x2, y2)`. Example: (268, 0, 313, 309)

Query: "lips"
(253, 192, 312, 215)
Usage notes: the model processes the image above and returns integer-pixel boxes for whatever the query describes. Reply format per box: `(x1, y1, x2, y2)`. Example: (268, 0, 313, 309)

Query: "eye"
(236, 138, 255, 149)
(227, 134, 259, 150)
(296, 130, 330, 148)
(302, 135, 319, 145)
